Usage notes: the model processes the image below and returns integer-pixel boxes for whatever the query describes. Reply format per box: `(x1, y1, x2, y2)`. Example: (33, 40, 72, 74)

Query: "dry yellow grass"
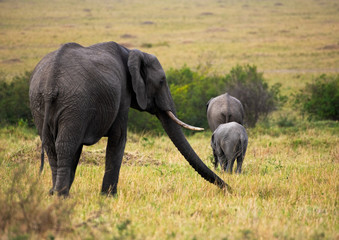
(0, 122, 338, 239)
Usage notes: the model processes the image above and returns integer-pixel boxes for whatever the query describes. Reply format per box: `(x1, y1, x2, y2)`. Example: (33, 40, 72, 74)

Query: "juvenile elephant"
(211, 122, 248, 173)
(206, 93, 245, 132)
(29, 41, 229, 196)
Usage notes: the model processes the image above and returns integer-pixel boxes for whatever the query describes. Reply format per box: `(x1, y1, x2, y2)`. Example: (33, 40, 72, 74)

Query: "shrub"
(0, 72, 32, 125)
(128, 65, 284, 132)
(167, 66, 226, 129)
(224, 65, 286, 127)
(128, 66, 226, 133)
(0, 66, 283, 132)
(0, 165, 74, 238)
(128, 109, 163, 133)
(294, 74, 339, 120)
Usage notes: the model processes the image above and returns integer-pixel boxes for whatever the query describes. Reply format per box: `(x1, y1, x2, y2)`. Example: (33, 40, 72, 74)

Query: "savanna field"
(0, 0, 338, 239)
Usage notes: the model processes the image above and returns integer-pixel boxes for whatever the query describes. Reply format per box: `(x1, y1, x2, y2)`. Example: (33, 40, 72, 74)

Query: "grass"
(0, 0, 338, 239)
(0, 121, 338, 239)
(1, 0, 339, 90)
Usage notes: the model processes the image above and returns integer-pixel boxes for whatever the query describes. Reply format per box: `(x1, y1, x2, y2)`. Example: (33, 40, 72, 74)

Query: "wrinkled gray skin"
(29, 41, 229, 197)
(211, 122, 248, 173)
(206, 93, 245, 132)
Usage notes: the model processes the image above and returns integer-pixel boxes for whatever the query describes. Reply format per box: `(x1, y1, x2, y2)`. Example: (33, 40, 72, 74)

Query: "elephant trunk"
(157, 111, 231, 192)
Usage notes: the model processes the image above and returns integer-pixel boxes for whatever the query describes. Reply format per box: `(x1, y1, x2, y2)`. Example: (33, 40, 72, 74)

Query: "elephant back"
(206, 93, 245, 132)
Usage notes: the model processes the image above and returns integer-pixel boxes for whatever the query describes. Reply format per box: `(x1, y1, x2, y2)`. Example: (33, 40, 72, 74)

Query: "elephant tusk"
(166, 111, 204, 131)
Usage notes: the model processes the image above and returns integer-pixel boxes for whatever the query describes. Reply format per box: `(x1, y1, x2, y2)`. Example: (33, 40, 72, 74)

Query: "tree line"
(0, 65, 338, 132)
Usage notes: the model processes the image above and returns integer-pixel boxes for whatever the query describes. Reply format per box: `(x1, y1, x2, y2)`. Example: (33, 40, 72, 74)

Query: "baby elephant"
(211, 122, 248, 173)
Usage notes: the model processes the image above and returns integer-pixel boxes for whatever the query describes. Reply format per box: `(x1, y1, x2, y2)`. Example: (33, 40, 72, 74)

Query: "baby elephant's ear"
(128, 49, 147, 110)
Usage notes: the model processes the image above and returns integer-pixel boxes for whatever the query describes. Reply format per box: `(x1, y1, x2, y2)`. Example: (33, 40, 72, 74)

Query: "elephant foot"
(101, 180, 118, 196)
(101, 187, 118, 197)
(101, 184, 118, 197)
(51, 186, 70, 198)
(100, 190, 118, 198)
(49, 188, 69, 198)
(49, 188, 55, 196)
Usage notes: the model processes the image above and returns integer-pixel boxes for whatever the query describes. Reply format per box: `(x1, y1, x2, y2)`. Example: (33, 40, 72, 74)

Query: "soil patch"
(119, 42, 134, 48)
(121, 34, 137, 39)
(2, 58, 21, 64)
(80, 149, 161, 166)
(200, 12, 214, 16)
(320, 44, 339, 50)
(206, 27, 228, 33)
(141, 21, 155, 25)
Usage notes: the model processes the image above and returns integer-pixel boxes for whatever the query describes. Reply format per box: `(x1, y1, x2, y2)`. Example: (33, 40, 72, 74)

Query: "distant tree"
(128, 65, 285, 132)
(128, 66, 226, 133)
(0, 66, 285, 131)
(294, 74, 339, 120)
(166, 66, 226, 130)
(128, 109, 162, 133)
(224, 65, 286, 127)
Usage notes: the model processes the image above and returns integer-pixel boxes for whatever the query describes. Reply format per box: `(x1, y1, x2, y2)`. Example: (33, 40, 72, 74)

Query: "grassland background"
(0, 0, 338, 239)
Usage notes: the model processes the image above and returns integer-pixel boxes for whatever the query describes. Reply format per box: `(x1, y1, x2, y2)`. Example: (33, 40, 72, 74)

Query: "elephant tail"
(40, 145, 44, 174)
(206, 98, 213, 112)
(40, 100, 51, 174)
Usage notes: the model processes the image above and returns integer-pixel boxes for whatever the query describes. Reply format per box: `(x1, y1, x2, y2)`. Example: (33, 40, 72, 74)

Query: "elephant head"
(127, 49, 230, 191)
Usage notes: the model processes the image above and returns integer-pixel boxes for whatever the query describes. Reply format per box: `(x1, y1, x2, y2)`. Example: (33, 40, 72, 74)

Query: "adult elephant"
(206, 93, 245, 132)
(29, 41, 230, 196)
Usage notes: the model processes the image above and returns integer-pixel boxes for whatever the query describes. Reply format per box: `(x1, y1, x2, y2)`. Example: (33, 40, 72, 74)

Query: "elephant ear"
(128, 49, 147, 110)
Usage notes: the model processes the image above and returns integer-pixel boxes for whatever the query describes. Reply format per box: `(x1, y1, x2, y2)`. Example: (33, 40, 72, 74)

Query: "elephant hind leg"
(54, 137, 84, 197)
(212, 149, 219, 169)
(235, 155, 244, 174)
(235, 143, 247, 174)
(43, 132, 58, 195)
(218, 155, 227, 171)
(221, 142, 236, 174)
(69, 145, 83, 188)
(225, 156, 236, 174)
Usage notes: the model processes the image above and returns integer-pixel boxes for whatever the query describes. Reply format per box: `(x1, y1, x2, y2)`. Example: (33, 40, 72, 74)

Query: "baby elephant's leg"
(226, 156, 236, 173)
(219, 155, 227, 171)
(235, 155, 244, 174)
(236, 141, 247, 174)
(222, 143, 236, 173)
(212, 149, 219, 169)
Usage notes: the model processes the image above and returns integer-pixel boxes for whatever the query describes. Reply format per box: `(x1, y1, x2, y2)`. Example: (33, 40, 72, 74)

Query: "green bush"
(128, 66, 226, 133)
(0, 66, 284, 132)
(0, 72, 32, 125)
(128, 109, 163, 133)
(128, 65, 284, 132)
(167, 66, 226, 128)
(224, 65, 286, 127)
(294, 74, 339, 120)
